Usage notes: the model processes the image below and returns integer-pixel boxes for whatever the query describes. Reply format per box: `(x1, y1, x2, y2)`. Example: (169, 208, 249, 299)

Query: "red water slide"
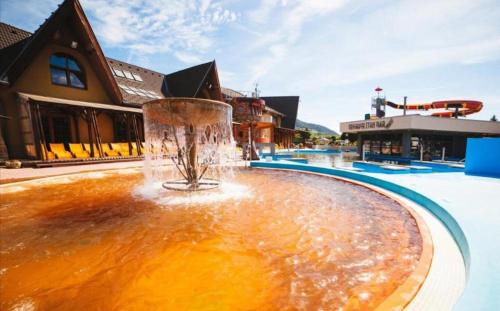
(385, 100, 483, 117)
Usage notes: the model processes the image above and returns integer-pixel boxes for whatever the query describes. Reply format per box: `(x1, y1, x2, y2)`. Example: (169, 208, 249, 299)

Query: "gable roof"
(261, 96, 300, 129)
(163, 61, 215, 97)
(0, 0, 122, 104)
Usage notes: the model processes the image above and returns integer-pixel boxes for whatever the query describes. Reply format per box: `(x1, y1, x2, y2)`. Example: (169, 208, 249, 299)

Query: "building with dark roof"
(260, 96, 299, 129)
(222, 88, 299, 148)
(0, 0, 224, 162)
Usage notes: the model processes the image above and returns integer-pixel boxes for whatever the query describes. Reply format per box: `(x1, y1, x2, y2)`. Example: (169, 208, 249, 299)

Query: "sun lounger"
(83, 143, 101, 157)
(49, 143, 73, 159)
(41, 144, 55, 160)
(130, 143, 142, 156)
(102, 143, 121, 157)
(110, 143, 127, 156)
(111, 143, 135, 156)
(115, 143, 138, 156)
(69, 143, 90, 158)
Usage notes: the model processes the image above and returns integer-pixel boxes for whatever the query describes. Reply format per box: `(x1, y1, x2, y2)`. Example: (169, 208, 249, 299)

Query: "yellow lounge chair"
(102, 143, 121, 157)
(41, 144, 55, 160)
(113, 143, 131, 156)
(83, 143, 101, 157)
(131, 142, 142, 156)
(49, 143, 73, 159)
(69, 143, 90, 158)
(126, 143, 140, 156)
(120, 142, 140, 156)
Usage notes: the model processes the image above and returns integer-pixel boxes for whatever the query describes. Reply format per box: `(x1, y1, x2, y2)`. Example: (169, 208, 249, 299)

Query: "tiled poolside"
(366, 172, 500, 310)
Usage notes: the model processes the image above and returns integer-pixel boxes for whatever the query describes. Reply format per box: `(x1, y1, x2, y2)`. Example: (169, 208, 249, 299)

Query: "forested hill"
(295, 119, 338, 135)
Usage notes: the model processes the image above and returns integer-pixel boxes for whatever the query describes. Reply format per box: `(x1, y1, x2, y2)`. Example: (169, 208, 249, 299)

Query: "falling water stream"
(142, 98, 235, 191)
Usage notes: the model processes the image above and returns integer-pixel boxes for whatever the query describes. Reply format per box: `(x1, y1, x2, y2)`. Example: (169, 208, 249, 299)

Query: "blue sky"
(1, 0, 500, 131)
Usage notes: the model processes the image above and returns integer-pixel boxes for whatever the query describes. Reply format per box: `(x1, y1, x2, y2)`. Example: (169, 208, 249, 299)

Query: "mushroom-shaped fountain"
(143, 98, 235, 191)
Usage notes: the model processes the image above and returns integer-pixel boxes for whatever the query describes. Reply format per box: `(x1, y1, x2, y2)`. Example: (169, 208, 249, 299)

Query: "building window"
(50, 54, 86, 89)
(113, 68, 125, 77)
(123, 70, 135, 80)
(132, 73, 143, 81)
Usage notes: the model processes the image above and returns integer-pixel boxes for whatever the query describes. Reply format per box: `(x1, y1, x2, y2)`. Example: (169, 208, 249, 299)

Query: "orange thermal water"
(0, 169, 422, 310)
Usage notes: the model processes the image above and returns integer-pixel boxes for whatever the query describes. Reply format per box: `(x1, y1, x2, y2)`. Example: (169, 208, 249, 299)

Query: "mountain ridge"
(295, 119, 338, 135)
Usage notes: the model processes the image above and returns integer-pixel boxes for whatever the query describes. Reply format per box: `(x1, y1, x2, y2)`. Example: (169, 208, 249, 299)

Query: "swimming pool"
(265, 150, 465, 175)
(266, 149, 357, 168)
(0, 168, 427, 310)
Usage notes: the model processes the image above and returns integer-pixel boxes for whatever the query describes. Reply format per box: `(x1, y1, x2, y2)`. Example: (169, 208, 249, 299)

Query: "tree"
(491, 115, 498, 122)
(330, 135, 337, 142)
(340, 133, 358, 143)
(294, 129, 311, 144)
(299, 129, 311, 141)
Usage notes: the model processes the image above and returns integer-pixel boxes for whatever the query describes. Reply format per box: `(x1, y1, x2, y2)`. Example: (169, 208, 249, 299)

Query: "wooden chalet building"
(0, 0, 223, 164)
(221, 87, 299, 148)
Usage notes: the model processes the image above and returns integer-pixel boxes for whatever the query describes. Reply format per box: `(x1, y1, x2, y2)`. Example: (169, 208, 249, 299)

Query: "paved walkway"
(0, 161, 144, 183)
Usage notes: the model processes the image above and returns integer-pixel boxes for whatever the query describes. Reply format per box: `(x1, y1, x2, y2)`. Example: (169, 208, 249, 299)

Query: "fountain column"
(143, 98, 234, 191)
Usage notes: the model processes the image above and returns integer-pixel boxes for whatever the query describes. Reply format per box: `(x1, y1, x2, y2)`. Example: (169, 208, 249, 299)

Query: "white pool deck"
(364, 172, 500, 310)
(0, 161, 145, 182)
(357, 181, 465, 310)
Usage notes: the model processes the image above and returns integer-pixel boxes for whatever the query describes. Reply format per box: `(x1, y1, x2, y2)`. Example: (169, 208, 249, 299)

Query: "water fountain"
(143, 98, 235, 191)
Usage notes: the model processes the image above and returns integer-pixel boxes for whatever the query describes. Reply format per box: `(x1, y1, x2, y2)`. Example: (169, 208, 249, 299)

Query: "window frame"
(49, 54, 87, 90)
(131, 73, 143, 82)
(113, 68, 125, 77)
(122, 70, 135, 80)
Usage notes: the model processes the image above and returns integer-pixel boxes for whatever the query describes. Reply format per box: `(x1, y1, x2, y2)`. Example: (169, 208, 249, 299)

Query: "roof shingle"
(0, 22, 31, 49)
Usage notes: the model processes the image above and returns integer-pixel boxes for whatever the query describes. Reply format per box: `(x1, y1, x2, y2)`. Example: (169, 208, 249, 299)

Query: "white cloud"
(173, 51, 202, 64)
(245, 0, 500, 88)
(248, 0, 283, 24)
(243, 0, 347, 84)
(80, 0, 237, 63)
(0, 0, 60, 30)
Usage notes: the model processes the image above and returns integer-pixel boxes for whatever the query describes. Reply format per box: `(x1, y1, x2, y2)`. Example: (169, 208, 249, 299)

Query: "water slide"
(385, 100, 483, 117)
